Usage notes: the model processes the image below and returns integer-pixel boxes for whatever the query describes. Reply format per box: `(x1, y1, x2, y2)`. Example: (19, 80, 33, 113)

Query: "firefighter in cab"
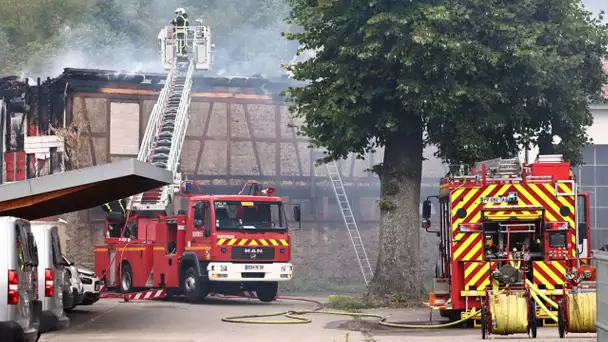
(171, 8, 190, 57)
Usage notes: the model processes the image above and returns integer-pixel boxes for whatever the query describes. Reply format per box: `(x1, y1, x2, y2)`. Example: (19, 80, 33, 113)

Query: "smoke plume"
(21, 0, 298, 79)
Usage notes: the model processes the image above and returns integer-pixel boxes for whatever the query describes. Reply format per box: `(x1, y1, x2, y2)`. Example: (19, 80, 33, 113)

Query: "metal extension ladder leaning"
(326, 161, 374, 284)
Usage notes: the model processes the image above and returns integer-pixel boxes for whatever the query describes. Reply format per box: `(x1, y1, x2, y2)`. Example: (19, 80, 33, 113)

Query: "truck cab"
(178, 184, 297, 302)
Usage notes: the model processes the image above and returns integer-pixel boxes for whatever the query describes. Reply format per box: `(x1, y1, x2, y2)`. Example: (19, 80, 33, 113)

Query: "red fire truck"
(93, 32, 301, 302)
(94, 181, 299, 302)
(422, 154, 594, 324)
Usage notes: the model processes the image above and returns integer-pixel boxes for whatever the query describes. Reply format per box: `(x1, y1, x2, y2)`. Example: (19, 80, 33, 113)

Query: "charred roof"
(48, 68, 303, 95)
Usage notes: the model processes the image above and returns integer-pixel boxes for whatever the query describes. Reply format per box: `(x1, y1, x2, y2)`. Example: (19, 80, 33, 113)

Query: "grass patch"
(326, 295, 368, 312)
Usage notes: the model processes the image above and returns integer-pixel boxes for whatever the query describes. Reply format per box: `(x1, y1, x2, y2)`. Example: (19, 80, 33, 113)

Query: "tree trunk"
(367, 119, 425, 300)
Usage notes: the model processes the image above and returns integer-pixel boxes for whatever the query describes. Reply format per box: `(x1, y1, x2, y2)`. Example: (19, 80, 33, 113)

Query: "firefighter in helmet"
(171, 8, 190, 57)
(101, 198, 127, 238)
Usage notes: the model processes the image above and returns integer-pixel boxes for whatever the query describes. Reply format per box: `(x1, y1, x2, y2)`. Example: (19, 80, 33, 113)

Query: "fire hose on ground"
(220, 295, 481, 328)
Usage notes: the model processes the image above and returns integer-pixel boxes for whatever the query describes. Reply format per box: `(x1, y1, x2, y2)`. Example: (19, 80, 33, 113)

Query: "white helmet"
(174, 8, 185, 15)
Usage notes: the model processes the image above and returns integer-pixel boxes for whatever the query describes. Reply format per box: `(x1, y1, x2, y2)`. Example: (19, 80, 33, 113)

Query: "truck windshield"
(214, 200, 286, 231)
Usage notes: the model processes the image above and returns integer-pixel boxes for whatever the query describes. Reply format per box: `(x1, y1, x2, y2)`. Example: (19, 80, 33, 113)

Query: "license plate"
(244, 265, 264, 271)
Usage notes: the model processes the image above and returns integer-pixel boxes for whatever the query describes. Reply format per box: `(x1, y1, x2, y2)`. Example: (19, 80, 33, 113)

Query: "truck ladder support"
(130, 57, 195, 212)
(326, 161, 374, 284)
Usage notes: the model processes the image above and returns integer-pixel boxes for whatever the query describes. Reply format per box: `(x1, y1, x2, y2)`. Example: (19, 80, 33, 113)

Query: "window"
(596, 145, 608, 165)
(213, 200, 286, 231)
(597, 167, 608, 185)
(51, 230, 62, 268)
(15, 226, 25, 271)
(577, 194, 588, 223)
(110, 102, 140, 155)
(583, 146, 595, 165)
(580, 166, 595, 185)
(597, 188, 608, 207)
(27, 232, 39, 267)
(596, 208, 608, 229)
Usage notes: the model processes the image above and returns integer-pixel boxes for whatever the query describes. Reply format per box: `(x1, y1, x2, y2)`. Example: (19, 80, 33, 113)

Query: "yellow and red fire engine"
(423, 154, 595, 327)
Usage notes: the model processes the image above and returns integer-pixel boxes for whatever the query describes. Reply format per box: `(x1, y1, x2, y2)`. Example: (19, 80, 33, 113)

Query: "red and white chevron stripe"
(126, 289, 167, 301)
(100, 289, 167, 301)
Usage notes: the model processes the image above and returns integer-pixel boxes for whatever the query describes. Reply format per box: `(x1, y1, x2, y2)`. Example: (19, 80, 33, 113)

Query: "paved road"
(39, 297, 597, 342)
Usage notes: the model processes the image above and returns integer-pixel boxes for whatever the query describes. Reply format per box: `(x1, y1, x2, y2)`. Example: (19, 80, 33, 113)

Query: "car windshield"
(214, 200, 286, 231)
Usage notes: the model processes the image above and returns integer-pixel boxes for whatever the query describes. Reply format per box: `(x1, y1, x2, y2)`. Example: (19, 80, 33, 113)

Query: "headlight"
(211, 265, 228, 272)
(281, 265, 292, 272)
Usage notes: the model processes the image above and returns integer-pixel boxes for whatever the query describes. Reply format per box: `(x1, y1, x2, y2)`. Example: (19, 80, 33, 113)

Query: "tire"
(182, 266, 207, 303)
(530, 300, 537, 338)
(120, 263, 134, 293)
(481, 303, 486, 340)
(255, 282, 278, 303)
(558, 302, 566, 338)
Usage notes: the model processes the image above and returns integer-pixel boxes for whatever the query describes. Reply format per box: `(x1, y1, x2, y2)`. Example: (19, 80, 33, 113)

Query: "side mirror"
(422, 200, 432, 219)
(204, 224, 211, 237)
(293, 206, 301, 222)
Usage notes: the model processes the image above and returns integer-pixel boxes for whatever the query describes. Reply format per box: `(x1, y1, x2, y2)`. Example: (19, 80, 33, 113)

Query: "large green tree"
(284, 0, 608, 297)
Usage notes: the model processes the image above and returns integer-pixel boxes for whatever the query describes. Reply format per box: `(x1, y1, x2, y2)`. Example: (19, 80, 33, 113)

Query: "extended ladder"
(130, 59, 195, 212)
(326, 161, 374, 284)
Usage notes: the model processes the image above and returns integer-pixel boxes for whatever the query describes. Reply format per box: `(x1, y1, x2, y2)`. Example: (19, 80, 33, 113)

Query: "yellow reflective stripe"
(118, 200, 126, 214)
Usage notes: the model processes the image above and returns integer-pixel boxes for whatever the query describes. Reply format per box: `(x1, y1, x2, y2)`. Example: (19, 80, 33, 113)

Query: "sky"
(584, 0, 608, 20)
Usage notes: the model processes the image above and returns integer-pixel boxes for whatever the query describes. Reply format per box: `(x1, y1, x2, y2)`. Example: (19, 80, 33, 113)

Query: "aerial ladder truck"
(95, 20, 297, 303)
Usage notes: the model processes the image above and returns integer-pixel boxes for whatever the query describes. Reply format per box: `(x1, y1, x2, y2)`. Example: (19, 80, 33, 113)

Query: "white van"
(30, 222, 69, 333)
(0, 217, 42, 342)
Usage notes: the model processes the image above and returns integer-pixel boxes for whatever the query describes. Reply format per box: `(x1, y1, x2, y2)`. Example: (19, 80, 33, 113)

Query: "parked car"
(62, 256, 100, 306)
(30, 222, 70, 333)
(62, 263, 84, 311)
(0, 217, 42, 342)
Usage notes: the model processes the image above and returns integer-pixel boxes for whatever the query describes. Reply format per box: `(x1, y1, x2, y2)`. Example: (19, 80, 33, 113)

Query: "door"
(189, 200, 212, 255)
(577, 193, 590, 259)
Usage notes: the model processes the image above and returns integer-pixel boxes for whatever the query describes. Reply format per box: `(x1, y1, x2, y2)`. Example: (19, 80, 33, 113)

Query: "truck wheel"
(121, 264, 134, 293)
(183, 266, 207, 302)
(256, 282, 278, 302)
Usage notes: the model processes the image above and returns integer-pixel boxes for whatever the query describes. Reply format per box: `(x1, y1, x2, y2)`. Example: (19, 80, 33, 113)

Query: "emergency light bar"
(262, 187, 276, 196)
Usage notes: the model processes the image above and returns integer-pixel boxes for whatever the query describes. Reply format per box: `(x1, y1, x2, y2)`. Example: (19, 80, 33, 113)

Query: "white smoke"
(19, 0, 299, 79)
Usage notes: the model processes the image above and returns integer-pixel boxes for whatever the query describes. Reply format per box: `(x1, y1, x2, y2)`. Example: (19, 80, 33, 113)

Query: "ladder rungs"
(326, 161, 374, 282)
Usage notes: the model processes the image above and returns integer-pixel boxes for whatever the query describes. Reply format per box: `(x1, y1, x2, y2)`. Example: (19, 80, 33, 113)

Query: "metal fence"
(595, 250, 608, 341)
